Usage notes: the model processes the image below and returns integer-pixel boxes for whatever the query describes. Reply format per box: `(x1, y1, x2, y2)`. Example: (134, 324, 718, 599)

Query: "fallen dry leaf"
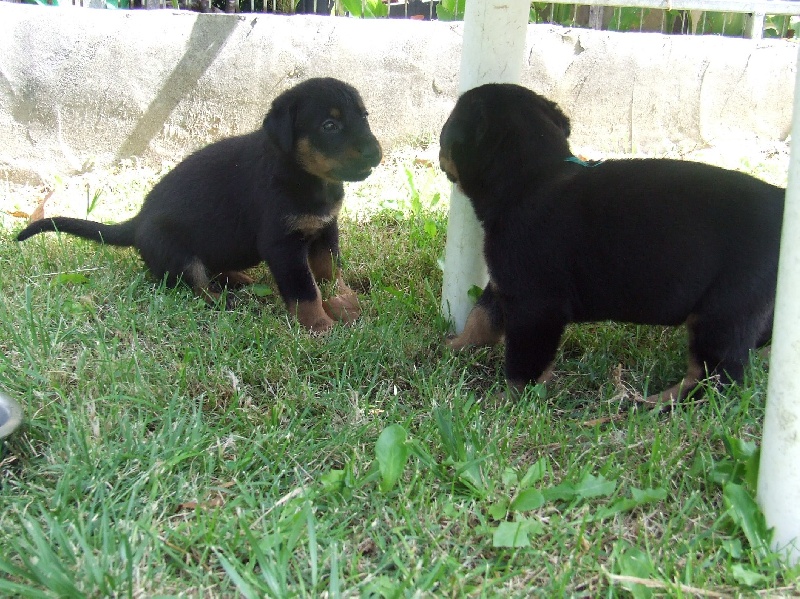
(4, 210, 31, 219)
(29, 189, 55, 223)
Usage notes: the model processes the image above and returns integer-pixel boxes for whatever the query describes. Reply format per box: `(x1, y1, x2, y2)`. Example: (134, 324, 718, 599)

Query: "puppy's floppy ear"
(539, 97, 571, 138)
(445, 96, 490, 154)
(263, 101, 295, 154)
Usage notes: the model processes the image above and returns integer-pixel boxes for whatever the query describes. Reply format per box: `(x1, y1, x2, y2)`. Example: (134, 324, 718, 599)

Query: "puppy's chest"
(282, 183, 345, 237)
(284, 201, 342, 237)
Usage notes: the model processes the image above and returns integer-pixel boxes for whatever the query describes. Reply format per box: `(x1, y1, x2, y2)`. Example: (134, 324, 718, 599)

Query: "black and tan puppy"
(440, 83, 784, 403)
(17, 77, 382, 333)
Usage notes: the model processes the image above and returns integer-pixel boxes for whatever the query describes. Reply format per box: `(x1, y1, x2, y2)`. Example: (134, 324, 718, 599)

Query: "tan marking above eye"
(330, 108, 341, 119)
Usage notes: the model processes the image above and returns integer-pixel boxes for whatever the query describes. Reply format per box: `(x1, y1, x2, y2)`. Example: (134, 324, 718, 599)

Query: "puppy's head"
(264, 78, 383, 182)
(439, 84, 571, 197)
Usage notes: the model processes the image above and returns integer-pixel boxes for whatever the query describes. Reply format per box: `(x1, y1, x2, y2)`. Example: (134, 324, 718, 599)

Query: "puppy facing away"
(439, 83, 784, 403)
(17, 77, 382, 333)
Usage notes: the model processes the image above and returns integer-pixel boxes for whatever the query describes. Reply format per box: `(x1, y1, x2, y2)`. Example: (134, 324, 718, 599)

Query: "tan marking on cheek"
(446, 305, 503, 350)
(296, 137, 337, 181)
(439, 153, 460, 186)
(343, 146, 361, 160)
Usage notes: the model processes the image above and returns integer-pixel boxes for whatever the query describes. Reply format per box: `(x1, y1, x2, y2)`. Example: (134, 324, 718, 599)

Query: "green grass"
(1, 145, 798, 597)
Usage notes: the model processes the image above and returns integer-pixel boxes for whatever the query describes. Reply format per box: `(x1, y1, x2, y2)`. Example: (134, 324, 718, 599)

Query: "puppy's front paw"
(445, 305, 503, 350)
(294, 300, 336, 335)
(446, 333, 472, 351)
(323, 293, 361, 324)
(307, 314, 336, 336)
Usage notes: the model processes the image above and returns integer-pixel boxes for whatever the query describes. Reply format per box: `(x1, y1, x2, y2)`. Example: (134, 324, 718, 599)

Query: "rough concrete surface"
(0, 1, 796, 185)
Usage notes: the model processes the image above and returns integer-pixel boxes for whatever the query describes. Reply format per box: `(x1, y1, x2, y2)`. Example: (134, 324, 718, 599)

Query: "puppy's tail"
(16, 217, 136, 247)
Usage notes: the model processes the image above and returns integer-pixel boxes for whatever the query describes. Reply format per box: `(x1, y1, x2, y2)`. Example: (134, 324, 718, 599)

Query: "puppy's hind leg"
(447, 282, 504, 350)
(644, 311, 763, 406)
(184, 257, 237, 308)
(503, 311, 566, 394)
(643, 358, 703, 407)
(216, 270, 255, 288)
(308, 224, 361, 324)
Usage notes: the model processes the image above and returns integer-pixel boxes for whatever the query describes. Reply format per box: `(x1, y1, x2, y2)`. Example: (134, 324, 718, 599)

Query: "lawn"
(1, 142, 798, 597)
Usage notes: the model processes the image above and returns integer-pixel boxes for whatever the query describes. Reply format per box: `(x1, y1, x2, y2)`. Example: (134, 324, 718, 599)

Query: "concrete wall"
(0, 2, 795, 185)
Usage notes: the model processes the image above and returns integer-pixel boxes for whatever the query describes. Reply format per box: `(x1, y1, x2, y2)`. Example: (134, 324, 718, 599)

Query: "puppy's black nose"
(362, 141, 382, 166)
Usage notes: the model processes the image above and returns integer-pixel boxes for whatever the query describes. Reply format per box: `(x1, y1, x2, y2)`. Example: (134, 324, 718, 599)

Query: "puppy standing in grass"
(439, 83, 784, 403)
(17, 77, 382, 333)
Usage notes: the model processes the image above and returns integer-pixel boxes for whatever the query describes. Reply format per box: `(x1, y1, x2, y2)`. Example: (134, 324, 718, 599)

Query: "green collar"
(565, 156, 604, 167)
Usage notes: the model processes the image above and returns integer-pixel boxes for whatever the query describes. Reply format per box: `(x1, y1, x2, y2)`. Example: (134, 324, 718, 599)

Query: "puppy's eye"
(322, 119, 341, 132)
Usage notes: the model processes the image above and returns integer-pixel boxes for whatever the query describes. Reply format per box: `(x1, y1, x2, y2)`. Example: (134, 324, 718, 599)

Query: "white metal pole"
(756, 46, 800, 567)
(441, 0, 530, 332)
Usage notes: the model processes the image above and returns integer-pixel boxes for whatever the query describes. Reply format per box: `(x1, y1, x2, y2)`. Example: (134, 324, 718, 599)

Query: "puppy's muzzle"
(439, 150, 460, 186)
(337, 137, 383, 181)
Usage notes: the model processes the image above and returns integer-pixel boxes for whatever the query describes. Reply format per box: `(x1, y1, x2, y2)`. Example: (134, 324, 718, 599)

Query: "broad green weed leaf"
(361, 576, 402, 599)
(376, 424, 409, 492)
(593, 487, 667, 520)
(519, 458, 548, 488)
(510, 488, 545, 512)
(630, 487, 667, 503)
(467, 285, 483, 302)
(52, 272, 90, 286)
(744, 446, 761, 492)
(575, 473, 616, 499)
(710, 460, 736, 485)
(613, 542, 655, 599)
(251, 284, 273, 297)
(501, 467, 518, 487)
(730, 563, 769, 586)
(320, 469, 346, 493)
(542, 482, 576, 502)
(488, 499, 509, 521)
(423, 219, 437, 238)
(723, 483, 772, 562)
(455, 459, 487, 497)
(597, 499, 637, 521)
(721, 538, 743, 559)
(492, 521, 530, 548)
(722, 435, 757, 461)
